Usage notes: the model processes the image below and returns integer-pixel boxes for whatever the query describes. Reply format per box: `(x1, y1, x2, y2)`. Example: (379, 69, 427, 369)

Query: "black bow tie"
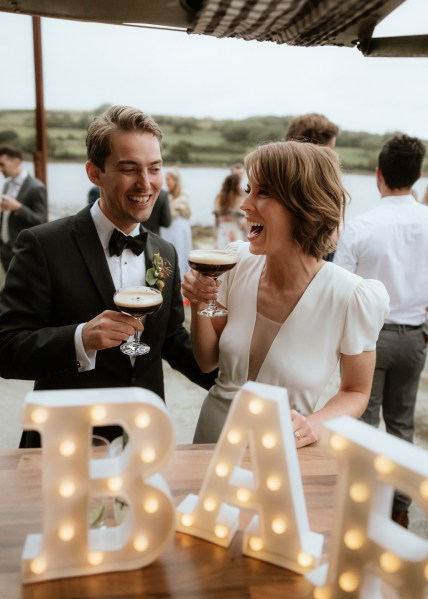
(108, 229, 148, 257)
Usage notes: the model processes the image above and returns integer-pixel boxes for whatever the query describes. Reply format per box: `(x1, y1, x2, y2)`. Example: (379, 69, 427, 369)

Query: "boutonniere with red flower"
(146, 252, 172, 291)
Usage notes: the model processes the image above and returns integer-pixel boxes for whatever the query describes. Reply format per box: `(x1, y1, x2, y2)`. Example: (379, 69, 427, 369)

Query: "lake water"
(14, 162, 428, 227)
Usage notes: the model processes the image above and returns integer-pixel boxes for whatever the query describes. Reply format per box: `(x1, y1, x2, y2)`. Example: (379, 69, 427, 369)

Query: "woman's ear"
(86, 161, 101, 186)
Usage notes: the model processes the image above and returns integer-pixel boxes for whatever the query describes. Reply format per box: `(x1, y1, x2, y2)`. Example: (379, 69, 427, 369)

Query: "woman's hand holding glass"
(185, 249, 237, 318)
(181, 268, 220, 306)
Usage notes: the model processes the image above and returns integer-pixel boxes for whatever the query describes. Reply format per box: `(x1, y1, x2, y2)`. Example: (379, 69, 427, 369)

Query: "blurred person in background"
(161, 166, 192, 278)
(213, 173, 246, 248)
(0, 145, 47, 271)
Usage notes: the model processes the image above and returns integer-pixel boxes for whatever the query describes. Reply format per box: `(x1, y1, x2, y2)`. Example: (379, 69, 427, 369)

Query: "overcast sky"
(0, 0, 427, 138)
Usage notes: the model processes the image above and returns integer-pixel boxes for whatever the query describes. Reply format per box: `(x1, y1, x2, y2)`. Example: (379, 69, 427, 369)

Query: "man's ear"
(86, 161, 101, 186)
(375, 166, 383, 185)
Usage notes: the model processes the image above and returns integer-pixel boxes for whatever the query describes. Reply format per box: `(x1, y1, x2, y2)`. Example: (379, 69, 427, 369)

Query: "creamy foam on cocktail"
(114, 286, 163, 314)
(188, 249, 237, 266)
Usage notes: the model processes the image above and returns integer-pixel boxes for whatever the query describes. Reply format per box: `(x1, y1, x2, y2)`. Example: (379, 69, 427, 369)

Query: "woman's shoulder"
(325, 263, 390, 310)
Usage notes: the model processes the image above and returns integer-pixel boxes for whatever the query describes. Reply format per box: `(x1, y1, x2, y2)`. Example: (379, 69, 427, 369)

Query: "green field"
(0, 109, 426, 172)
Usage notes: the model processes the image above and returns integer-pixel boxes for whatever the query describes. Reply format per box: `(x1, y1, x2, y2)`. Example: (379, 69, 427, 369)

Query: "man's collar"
(90, 200, 141, 251)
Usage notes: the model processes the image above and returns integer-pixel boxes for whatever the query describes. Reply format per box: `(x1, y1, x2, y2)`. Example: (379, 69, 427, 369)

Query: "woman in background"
(213, 173, 246, 248)
(161, 167, 192, 279)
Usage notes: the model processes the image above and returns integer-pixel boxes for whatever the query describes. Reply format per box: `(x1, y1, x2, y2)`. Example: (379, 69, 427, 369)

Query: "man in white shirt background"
(0, 145, 47, 272)
(334, 133, 428, 528)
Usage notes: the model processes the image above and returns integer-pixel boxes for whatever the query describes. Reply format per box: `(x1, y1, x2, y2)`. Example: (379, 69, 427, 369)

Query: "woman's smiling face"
(240, 174, 295, 256)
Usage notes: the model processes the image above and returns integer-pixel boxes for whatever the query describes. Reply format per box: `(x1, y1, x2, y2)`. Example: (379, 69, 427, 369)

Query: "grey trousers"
(361, 325, 427, 511)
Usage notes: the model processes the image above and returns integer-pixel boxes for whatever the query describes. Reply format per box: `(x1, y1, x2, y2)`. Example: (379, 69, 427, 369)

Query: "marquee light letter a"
(176, 381, 323, 573)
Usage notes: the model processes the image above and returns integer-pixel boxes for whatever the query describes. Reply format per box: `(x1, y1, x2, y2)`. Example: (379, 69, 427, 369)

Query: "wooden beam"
(32, 16, 47, 185)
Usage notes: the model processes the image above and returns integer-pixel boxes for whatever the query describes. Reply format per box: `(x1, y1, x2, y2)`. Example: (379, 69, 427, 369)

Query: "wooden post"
(32, 16, 47, 185)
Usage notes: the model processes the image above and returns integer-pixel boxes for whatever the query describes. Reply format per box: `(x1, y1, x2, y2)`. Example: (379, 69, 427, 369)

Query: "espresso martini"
(187, 250, 237, 318)
(187, 249, 237, 278)
(113, 286, 163, 355)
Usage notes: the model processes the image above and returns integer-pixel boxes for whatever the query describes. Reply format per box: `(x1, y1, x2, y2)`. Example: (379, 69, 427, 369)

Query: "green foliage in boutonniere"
(146, 252, 172, 291)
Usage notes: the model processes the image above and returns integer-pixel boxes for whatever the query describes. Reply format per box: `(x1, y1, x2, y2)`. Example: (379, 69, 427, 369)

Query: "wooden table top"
(1, 443, 339, 599)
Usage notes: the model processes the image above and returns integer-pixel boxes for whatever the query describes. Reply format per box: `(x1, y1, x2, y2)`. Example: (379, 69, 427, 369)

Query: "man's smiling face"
(90, 130, 163, 233)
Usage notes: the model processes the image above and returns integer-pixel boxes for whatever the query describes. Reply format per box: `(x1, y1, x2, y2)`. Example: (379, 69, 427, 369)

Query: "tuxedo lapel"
(143, 228, 160, 279)
(71, 208, 117, 310)
(16, 175, 31, 201)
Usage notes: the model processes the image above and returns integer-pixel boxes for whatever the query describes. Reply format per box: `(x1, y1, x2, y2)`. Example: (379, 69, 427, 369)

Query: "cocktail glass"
(113, 286, 162, 355)
(187, 249, 237, 318)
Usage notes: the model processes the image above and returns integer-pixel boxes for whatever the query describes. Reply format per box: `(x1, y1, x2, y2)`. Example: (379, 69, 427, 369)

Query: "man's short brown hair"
(285, 113, 339, 146)
(86, 105, 162, 171)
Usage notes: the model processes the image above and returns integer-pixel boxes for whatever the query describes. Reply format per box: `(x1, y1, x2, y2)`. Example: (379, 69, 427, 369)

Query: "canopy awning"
(0, 0, 427, 57)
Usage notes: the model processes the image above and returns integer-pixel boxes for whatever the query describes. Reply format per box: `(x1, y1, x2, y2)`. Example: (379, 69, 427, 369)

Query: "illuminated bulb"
(58, 524, 75, 541)
(134, 535, 149, 552)
(329, 434, 348, 451)
(214, 524, 229, 539)
(144, 497, 159, 513)
(227, 429, 242, 444)
(236, 488, 250, 503)
(135, 412, 151, 428)
(59, 479, 76, 498)
(313, 588, 332, 599)
(215, 462, 229, 477)
(31, 407, 48, 424)
(338, 571, 359, 593)
(107, 476, 123, 492)
(87, 552, 104, 566)
(344, 529, 364, 550)
(297, 552, 314, 568)
(420, 480, 428, 500)
(374, 455, 394, 475)
(266, 475, 281, 491)
(261, 433, 277, 449)
(380, 552, 401, 573)
(140, 447, 156, 463)
(271, 518, 287, 534)
(30, 556, 47, 574)
(248, 536, 264, 551)
(91, 405, 107, 422)
(59, 439, 76, 457)
(349, 482, 370, 503)
(203, 497, 217, 511)
(248, 399, 263, 414)
(181, 514, 194, 527)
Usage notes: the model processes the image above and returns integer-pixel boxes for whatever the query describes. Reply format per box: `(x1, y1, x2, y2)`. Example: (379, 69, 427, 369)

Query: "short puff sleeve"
(340, 279, 390, 355)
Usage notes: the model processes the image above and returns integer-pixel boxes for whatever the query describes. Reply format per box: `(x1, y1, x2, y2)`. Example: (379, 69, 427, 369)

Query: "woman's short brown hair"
(244, 141, 348, 258)
(86, 105, 162, 171)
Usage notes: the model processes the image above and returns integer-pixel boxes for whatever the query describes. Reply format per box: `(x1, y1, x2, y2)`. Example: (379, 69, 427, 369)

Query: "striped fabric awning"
(188, 0, 388, 46)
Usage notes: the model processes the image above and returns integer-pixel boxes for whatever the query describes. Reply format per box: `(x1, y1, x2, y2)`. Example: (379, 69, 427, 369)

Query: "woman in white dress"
(160, 167, 192, 279)
(182, 141, 390, 444)
(213, 173, 246, 248)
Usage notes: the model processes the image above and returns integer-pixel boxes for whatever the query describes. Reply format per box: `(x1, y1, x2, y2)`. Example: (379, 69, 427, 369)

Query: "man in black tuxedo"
(0, 145, 47, 271)
(0, 106, 215, 447)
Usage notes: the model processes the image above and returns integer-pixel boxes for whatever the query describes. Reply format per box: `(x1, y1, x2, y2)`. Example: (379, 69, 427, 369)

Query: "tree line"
(0, 107, 425, 173)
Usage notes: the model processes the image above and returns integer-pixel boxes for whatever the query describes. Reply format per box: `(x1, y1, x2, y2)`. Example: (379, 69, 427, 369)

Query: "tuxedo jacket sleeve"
(8, 175, 48, 244)
(0, 207, 215, 398)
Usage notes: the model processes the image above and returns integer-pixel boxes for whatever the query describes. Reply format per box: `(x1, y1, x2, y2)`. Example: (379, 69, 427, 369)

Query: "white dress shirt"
(75, 200, 147, 371)
(334, 195, 428, 325)
(1, 169, 27, 243)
